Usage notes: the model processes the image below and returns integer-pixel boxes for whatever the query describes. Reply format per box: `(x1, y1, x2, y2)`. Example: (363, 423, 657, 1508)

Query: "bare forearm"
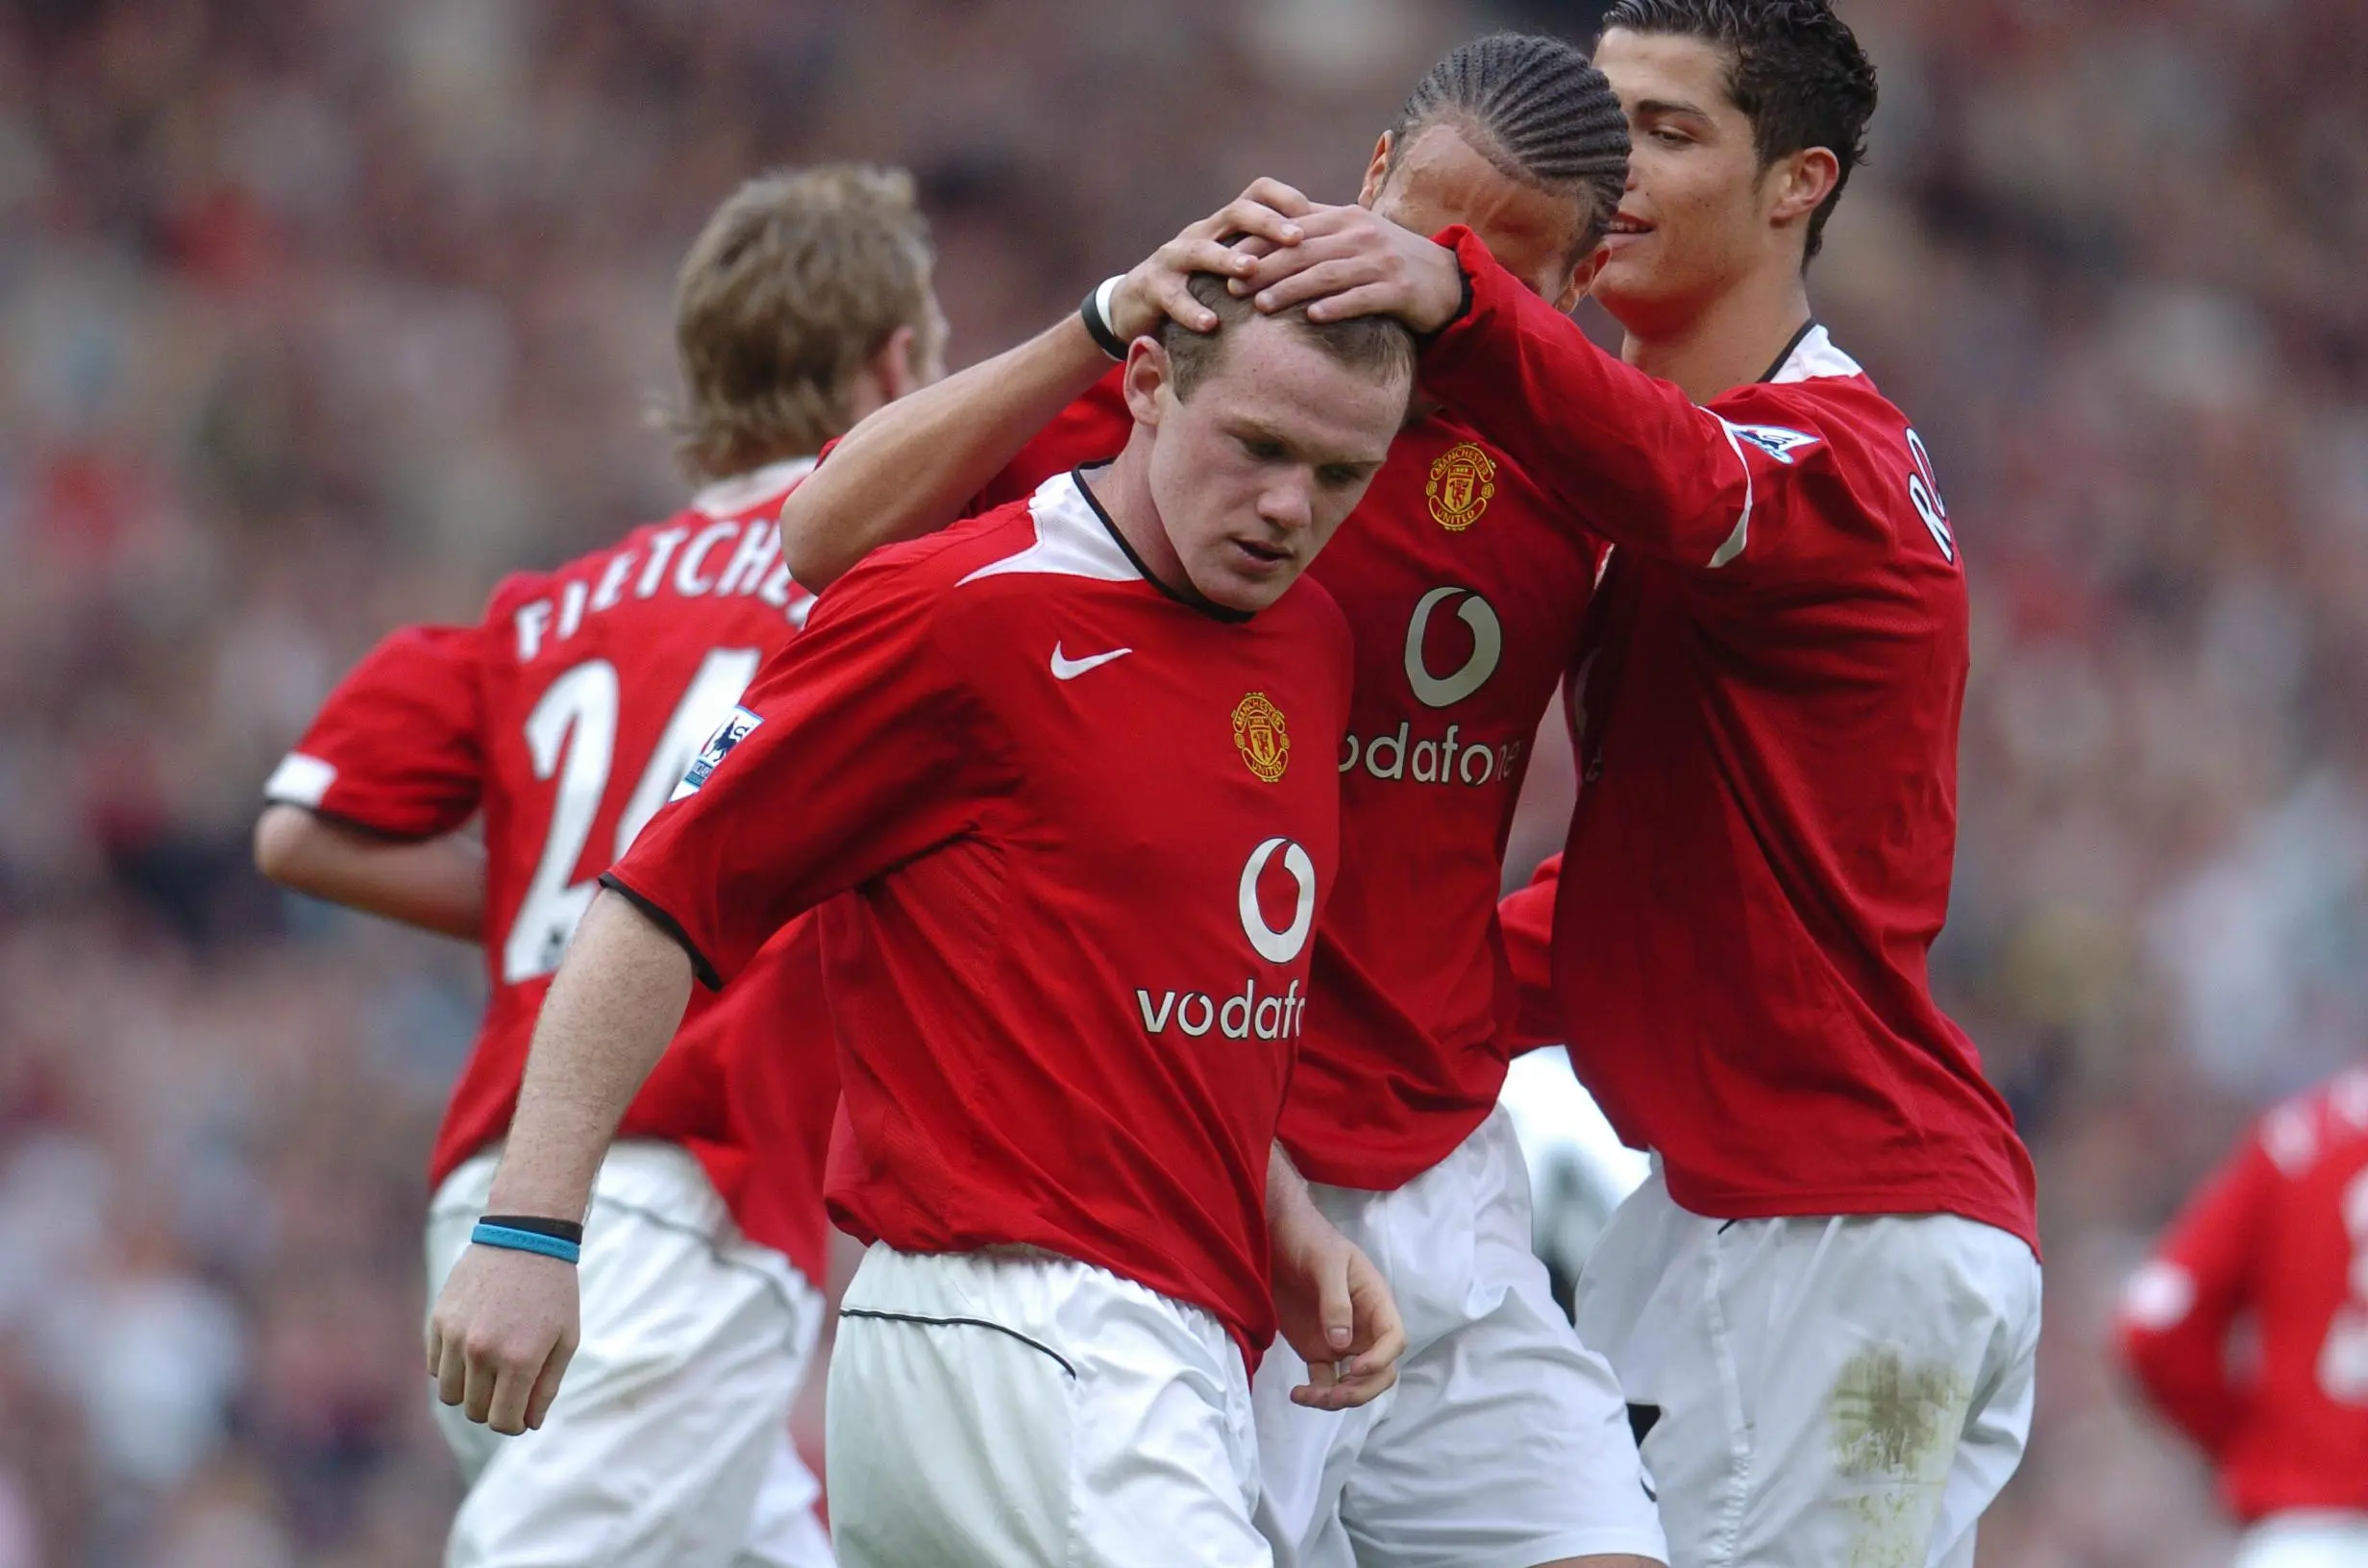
(254, 803, 484, 940)
(485, 891, 694, 1218)
(1269, 1141, 1317, 1227)
(777, 314, 1111, 590)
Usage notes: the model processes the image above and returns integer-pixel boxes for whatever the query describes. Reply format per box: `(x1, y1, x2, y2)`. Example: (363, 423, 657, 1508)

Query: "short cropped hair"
(669, 165, 940, 481)
(1599, 0, 1877, 260)
(1388, 33, 1632, 257)
(1159, 273, 1416, 406)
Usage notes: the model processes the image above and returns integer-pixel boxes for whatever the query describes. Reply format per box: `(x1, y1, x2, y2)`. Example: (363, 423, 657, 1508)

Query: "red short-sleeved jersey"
(1428, 228, 2037, 1252)
(976, 374, 1601, 1190)
(606, 471, 1354, 1364)
(263, 459, 840, 1282)
(2118, 1068, 2368, 1520)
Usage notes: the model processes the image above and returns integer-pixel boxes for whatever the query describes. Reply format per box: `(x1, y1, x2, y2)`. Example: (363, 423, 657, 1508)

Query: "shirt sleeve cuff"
(1416, 225, 1502, 384)
(598, 871, 727, 992)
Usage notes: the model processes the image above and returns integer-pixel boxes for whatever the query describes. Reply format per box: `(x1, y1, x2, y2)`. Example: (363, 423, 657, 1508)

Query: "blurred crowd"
(2, 0, 2363, 1561)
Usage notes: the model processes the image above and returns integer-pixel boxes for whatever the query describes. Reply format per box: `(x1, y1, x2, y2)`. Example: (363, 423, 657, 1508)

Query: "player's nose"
(1260, 476, 1315, 532)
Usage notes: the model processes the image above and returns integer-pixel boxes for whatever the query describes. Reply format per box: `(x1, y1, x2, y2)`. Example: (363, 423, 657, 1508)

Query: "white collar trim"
(690, 454, 820, 519)
(957, 469, 1141, 586)
(1770, 325, 1862, 384)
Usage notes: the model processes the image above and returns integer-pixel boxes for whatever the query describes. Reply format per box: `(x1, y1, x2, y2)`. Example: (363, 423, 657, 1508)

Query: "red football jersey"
(1428, 227, 2037, 1252)
(263, 459, 840, 1283)
(2118, 1068, 2368, 1520)
(606, 471, 1354, 1363)
(976, 373, 1601, 1189)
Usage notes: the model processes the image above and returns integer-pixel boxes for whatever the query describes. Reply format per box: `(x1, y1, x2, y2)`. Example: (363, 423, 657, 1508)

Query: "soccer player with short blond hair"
(255, 163, 943, 1568)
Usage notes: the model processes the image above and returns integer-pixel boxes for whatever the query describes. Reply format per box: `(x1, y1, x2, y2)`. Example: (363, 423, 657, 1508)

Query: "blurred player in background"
(427, 275, 1415, 1567)
(253, 164, 946, 1567)
(1232, 2, 2042, 1564)
(2118, 1066, 2368, 1567)
(777, 34, 1666, 1568)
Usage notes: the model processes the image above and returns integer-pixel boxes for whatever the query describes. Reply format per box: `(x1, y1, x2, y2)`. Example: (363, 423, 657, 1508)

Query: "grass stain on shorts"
(1829, 1348, 1969, 1567)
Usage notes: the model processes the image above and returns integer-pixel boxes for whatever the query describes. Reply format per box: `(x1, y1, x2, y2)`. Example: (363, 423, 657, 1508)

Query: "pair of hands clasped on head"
(1107, 178, 1467, 347)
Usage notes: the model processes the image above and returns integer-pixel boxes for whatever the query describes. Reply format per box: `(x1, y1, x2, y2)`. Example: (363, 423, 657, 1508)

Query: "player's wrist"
(1079, 274, 1130, 359)
(1413, 245, 1470, 337)
(472, 1214, 584, 1264)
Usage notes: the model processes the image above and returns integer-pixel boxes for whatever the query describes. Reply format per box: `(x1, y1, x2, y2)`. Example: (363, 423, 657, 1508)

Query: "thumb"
(1318, 1244, 1354, 1353)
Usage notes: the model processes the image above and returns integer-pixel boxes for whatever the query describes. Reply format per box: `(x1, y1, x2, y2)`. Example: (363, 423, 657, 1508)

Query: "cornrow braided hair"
(1598, 0, 1877, 260)
(1390, 33, 1631, 255)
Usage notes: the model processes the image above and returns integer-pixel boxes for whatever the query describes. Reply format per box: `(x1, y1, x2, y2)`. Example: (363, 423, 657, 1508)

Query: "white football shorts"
(826, 1242, 1270, 1568)
(1573, 1166, 2042, 1568)
(425, 1140, 832, 1568)
(1253, 1105, 1668, 1567)
(2233, 1512, 2368, 1568)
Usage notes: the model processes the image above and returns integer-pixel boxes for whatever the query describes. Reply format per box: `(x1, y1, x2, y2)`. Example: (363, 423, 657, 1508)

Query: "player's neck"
(1616, 265, 1815, 404)
(1086, 445, 1215, 613)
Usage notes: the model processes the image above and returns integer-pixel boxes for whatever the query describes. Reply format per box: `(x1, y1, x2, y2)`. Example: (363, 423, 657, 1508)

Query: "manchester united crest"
(1231, 693, 1290, 782)
(1425, 442, 1497, 531)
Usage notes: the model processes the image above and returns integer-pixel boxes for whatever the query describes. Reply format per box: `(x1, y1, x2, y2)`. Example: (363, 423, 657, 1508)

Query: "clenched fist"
(426, 1241, 582, 1436)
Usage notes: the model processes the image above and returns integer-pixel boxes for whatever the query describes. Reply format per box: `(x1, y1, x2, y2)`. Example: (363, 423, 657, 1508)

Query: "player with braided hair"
(1386, 30, 1631, 225)
(779, 31, 1666, 1568)
(1236, 2, 2041, 1565)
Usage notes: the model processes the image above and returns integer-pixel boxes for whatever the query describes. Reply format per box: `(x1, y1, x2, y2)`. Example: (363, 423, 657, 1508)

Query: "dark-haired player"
(256, 165, 948, 1566)
(1235, 3, 2043, 1564)
(779, 34, 1665, 1568)
(2118, 1066, 2368, 1567)
(426, 277, 1418, 1567)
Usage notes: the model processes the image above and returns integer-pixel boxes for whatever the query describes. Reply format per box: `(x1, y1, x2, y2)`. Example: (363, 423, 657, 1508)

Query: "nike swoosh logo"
(1049, 643, 1133, 680)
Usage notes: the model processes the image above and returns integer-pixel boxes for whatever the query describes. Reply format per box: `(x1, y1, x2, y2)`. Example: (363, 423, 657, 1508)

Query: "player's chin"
(1196, 546, 1301, 612)
(1591, 251, 1652, 305)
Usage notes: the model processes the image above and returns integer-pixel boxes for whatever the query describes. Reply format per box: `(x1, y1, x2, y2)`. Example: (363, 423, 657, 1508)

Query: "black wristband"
(1079, 276, 1129, 361)
(479, 1213, 585, 1245)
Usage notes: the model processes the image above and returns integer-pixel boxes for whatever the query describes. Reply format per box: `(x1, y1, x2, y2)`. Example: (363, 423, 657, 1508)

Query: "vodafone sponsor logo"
(1339, 723, 1524, 788)
(1238, 836, 1315, 962)
(1136, 837, 1318, 1043)
(1136, 978, 1308, 1042)
(1336, 585, 1520, 788)
(1405, 588, 1502, 708)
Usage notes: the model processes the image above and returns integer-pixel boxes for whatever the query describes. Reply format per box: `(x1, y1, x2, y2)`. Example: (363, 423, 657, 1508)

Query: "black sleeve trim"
(598, 872, 725, 991)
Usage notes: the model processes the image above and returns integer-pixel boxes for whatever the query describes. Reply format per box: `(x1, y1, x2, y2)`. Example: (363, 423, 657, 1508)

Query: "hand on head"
(1121, 182, 1466, 346)
(1107, 179, 1317, 341)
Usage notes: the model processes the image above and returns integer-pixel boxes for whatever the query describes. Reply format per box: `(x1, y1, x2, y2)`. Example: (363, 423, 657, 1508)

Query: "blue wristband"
(472, 1220, 582, 1264)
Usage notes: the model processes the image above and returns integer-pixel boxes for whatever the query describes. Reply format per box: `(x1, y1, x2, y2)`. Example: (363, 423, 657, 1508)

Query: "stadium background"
(1, 0, 2361, 1561)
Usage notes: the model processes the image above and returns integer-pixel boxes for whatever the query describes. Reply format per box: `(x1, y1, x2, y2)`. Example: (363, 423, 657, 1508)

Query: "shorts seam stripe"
(838, 1307, 1078, 1380)
(580, 1195, 812, 1354)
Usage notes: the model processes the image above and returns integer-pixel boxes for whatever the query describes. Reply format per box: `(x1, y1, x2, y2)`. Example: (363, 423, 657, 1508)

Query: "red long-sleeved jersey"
(1428, 225, 2037, 1252)
(2118, 1067, 2368, 1520)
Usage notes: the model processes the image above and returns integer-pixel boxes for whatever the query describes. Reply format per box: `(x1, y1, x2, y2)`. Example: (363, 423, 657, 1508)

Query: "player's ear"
(1355, 131, 1394, 209)
(869, 324, 922, 404)
(1555, 244, 1605, 313)
(1122, 337, 1172, 427)
(1764, 146, 1839, 232)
